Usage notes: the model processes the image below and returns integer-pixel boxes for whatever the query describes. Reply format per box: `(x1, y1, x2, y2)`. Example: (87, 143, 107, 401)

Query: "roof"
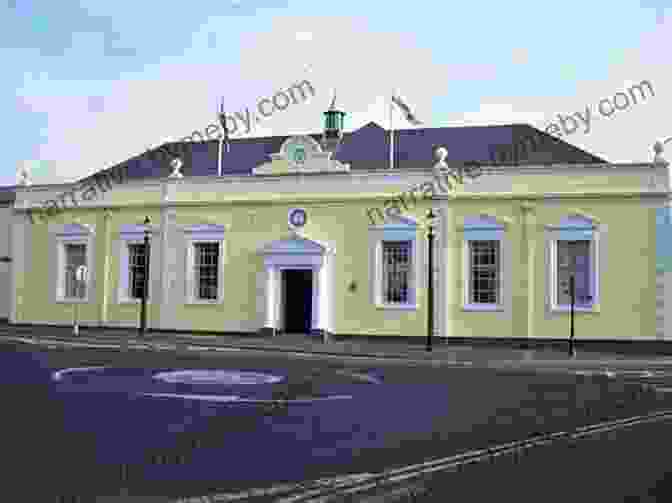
(7, 122, 609, 190)
(0, 186, 16, 204)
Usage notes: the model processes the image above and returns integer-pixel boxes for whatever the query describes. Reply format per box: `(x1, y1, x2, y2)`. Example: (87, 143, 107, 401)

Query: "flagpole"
(218, 99, 224, 176)
(389, 89, 395, 170)
(218, 137, 223, 176)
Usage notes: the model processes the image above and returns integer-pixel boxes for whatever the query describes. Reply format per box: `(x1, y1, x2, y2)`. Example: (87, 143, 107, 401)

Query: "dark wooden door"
(283, 269, 313, 333)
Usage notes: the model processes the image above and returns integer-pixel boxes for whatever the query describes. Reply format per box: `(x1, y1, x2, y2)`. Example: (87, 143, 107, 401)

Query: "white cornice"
(10, 161, 669, 214)
(8, 162, 660, 194)
(10, 190, 670, 215)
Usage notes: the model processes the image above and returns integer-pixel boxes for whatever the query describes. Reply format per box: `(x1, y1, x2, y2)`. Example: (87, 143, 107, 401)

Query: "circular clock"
(288, 208, 307, 228)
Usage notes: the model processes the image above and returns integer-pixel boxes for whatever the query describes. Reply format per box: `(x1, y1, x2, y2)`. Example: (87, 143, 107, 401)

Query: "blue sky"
(3, 0, 670, 186)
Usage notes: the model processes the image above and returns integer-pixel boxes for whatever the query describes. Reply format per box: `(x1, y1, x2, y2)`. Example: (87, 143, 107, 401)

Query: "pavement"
(2, 323, 672, 371)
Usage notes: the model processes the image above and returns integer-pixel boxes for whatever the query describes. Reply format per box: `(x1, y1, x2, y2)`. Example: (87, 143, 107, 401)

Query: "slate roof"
(75, 122, 606, 186)
(0, 186, 16, 204)
(0, 122, 605, 194)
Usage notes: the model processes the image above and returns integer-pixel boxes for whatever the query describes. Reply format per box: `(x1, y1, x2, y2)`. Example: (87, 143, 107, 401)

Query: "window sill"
(56, 298, 89, 304)
(185, 299, 223, 305)
(118, 299, 152, 305)
(551, 304, 600, 313)
(462, 304, 504, 312)
(375, 303, 419, 311)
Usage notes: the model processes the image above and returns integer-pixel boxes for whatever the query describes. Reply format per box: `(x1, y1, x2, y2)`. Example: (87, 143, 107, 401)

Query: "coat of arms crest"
(287, 140, 307, 166)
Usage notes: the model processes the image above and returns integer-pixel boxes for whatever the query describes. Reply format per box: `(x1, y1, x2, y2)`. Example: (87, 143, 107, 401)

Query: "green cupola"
(322, 92, 346, 152)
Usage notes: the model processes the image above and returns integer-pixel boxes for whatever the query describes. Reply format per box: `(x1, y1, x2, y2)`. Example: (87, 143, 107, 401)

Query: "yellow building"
(6, 106, 672, 350)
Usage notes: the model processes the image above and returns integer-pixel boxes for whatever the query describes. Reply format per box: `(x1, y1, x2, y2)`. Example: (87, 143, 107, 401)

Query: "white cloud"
(460, 103, 547, 126)
(17, 11, 671, 186)
(295, 31, 313, 42)
(18, 16, 461, 183)
(511, 47, 529, 65)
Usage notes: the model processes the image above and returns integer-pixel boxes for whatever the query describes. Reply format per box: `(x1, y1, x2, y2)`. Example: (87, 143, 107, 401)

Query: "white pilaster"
(158, 209, 179, 330)
(10, 212, 30, 323)
(314, 258, 331, 331)
(264, 265, 278, 329)
(523, 203, 536, 339)
(441, 205, 457, 338)
(98, 210, 113, 326)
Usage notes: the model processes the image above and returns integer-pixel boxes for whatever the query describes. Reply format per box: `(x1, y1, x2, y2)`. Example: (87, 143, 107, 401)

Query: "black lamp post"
(426, 209, 436, 352)
(139, 216, 151, 337)
(567, 274, 575, 357)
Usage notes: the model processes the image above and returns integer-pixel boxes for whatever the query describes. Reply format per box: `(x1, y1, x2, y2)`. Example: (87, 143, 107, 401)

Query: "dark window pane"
(195, 243, 219, 300)
(382, 241, 411, 304)
(557, 240, 591, 305)
(469, 240, 499, 304)
(129, 243, 148, 299)
(64, 243, 86, 298)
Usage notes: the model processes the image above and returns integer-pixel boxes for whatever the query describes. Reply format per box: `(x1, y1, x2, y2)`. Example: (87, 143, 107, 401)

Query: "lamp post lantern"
(426, 209, 437, 352)
(139, 216, 151, 337)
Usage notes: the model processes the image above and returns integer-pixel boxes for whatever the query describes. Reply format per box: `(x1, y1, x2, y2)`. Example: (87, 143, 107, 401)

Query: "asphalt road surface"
(354, 414, 672, 503)
(1, 340, 671, 501)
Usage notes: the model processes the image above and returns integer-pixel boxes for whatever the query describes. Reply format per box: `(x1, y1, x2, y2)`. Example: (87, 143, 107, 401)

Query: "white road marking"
(153, 370, 284, 385)
(60, 342, 126, 349)
(141, 393, 242, 403)
(187, 346, 242, 352)
(51, 366, 107, 381)
(139, 393, 353, 404)
(572, 369, 672, 379)
(333, 370, 383, 384)
(10, 337, 38, 344)
(175, 475, 377, 502)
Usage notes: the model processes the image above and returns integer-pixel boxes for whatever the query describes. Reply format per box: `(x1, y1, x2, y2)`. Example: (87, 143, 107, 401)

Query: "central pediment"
(258, 233, 334, 255)
(252, 135, 350, 175)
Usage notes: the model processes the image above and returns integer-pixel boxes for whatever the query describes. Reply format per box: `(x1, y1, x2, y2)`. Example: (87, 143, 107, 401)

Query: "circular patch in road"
(152, 369, 284, 385)
(48, 364, 383, 406)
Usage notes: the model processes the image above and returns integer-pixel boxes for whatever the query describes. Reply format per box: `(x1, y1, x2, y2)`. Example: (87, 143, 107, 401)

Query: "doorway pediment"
(258, 234, 334, 256)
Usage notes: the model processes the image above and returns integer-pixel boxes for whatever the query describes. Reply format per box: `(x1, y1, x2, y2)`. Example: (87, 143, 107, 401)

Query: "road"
(340, 414, 672, 503)
(1, 338, 672, 501)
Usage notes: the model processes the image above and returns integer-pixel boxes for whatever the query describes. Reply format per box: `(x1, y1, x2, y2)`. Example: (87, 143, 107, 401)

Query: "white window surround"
(546, 215, 601, 313)
(369, 215, 419, 310)
(54, 223, 95, 304)
(117, 224, 158, 304)
(461, 216, 506, 312)
(183, 224, 227, 305)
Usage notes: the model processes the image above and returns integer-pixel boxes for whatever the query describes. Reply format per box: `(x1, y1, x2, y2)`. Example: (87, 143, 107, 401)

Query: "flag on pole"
(391, 93, 423, 126)
(217, 98, 230, 176)
(389, 90, 423, 169)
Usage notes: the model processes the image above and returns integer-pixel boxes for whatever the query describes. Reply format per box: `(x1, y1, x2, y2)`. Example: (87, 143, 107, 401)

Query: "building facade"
(0, 188, 15, 321)
(6, 109, 672, 348)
